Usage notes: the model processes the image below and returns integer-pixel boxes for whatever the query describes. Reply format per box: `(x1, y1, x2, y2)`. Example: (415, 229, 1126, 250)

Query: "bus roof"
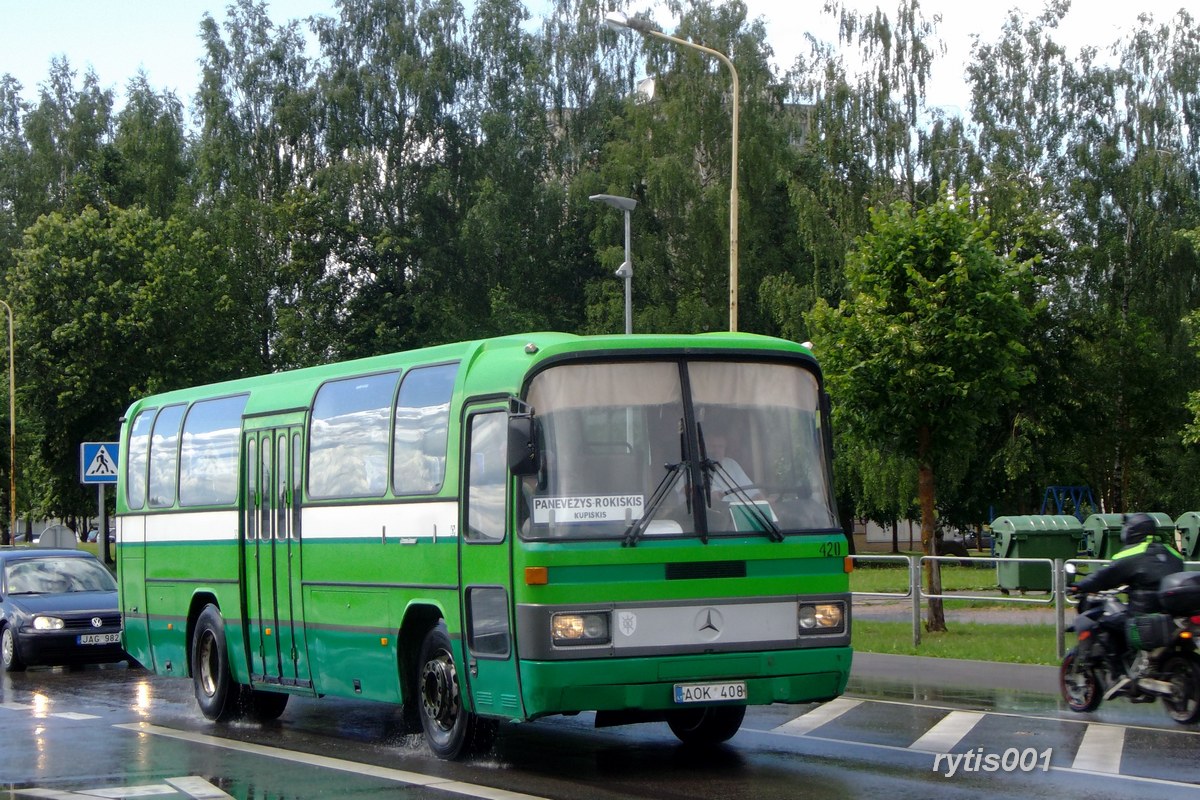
(121, 331, 815, 421)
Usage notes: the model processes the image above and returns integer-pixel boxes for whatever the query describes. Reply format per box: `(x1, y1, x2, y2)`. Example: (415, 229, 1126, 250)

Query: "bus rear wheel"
(667, 705, 746, 745)
(416, 622, 495, 759)
(192, 605, 239, 722)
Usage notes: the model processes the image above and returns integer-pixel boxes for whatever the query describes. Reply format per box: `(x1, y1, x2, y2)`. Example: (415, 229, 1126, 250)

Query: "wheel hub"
(197, 633, 217, 697)
(420, 650, 459, 732)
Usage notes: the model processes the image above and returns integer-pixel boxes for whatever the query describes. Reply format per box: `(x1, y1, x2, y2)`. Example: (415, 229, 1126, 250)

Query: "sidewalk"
(853, 596, 1059, 626)
(850, 651, 1060, 696)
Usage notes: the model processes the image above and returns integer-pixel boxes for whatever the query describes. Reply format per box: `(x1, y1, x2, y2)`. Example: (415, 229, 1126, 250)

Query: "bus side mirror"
(508, 415, 539, 476)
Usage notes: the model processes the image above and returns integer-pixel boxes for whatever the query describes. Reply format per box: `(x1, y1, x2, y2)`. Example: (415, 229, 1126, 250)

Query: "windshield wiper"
(704, 458, 784, 543)
(622, 461, 685, 548)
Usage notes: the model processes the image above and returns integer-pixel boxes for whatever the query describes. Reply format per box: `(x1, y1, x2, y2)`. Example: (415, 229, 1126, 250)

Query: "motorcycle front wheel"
(1161, 654, 1200, 725)
(1060, 647, 1103, 713)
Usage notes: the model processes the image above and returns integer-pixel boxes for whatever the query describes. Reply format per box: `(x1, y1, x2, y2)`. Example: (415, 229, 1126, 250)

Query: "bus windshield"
(520, 359, 837, 541)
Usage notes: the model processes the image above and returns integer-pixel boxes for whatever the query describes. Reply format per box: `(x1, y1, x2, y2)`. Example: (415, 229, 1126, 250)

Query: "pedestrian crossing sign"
(81, 442, 119, 484)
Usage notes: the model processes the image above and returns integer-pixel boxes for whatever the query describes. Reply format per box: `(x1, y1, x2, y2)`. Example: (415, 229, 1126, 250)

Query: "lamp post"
(589, 193, 637, 334)
(0, 300, 14, 545)
(603, 10, 740, 332)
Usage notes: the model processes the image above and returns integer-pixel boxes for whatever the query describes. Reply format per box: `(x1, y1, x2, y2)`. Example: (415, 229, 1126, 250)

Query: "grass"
(853, 619, 1060, 666)
(851, 560, 1001, 595)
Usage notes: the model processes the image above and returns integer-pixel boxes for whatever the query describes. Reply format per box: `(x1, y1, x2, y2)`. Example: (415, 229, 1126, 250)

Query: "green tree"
(195, 0, 324, 370)
(808, 186, 1036, 630)
(771, 0, 947, 339)
(8, 206, 248, 522)
(111, 74, 189, 218)
(312, 0, 472, 355)
(22, 60, 116, 216)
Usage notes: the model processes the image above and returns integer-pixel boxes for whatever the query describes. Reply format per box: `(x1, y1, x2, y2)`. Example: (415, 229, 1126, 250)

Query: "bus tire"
(667, 704, 745, 745)
(416, 622, 492, 759)
(192, 605, 240, 722)
(244, 688, 289, 722)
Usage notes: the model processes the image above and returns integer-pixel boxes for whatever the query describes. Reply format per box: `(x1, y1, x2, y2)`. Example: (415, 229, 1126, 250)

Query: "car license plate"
(673, 681, 746, 704)
(77, 633, 121, 645)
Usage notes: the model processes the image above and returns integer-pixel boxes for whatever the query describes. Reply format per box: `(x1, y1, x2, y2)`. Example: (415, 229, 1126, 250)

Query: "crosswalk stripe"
(773, 697, 863, 735)
(908, 710, 985, 752)
(166, 776, 235, 799)
(1072, 723, 1125, 773)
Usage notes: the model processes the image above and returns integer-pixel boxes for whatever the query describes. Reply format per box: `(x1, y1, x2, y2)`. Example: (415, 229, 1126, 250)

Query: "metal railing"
(851, 554, 1200, 660)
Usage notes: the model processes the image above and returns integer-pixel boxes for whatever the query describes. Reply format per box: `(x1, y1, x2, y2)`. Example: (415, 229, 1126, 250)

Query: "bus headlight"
(33, 616, 65, 631)
(551, 612, 611, 646)
(798, 603, 844, 632)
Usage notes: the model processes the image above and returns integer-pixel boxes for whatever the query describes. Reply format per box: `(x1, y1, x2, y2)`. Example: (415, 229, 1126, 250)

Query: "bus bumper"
(518, 646, 852, 718)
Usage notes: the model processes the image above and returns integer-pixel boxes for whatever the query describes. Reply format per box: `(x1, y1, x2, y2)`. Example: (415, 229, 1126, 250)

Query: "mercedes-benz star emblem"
(695, 608, 723, 641)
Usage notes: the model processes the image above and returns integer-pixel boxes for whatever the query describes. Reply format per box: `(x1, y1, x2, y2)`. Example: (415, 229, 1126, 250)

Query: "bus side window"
(125, 409, 155, 511)
(309, 372, 398, 499)
(148, 405, 186, 509)
(393, 362, 458, 496)
(179, 395, 248, 507)
(466, 412, 506, 541)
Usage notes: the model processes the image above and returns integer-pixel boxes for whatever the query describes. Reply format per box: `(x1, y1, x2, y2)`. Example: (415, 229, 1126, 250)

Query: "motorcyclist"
(1069, 512, 1184, 692)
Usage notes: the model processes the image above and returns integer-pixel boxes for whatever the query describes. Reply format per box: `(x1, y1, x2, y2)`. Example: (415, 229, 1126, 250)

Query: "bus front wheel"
(667, 705, 746, 745)
(243, 688, 289, 722)
(192, 605, 239, 722)
(416, 622, 495, 759)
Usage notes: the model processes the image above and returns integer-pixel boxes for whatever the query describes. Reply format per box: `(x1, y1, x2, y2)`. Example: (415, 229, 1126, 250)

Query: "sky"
(0, 0, 1191, 118)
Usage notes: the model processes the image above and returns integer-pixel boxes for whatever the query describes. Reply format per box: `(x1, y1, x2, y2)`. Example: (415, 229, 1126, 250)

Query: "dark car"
(0, 548, 125, 671)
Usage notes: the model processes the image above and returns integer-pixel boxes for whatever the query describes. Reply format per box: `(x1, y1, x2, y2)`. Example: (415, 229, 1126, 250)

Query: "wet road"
(1, 656, 1197, 799)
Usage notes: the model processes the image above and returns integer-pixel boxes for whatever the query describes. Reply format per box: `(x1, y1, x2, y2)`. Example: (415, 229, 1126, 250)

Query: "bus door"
(242, 426, 313, 691)
(458, 405, 524, 719)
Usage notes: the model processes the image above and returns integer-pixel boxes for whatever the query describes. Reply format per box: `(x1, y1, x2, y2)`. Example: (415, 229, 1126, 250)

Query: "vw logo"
(91, 617, 103, 628)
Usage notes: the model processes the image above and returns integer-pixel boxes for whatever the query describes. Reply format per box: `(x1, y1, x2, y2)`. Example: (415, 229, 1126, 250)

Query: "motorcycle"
(1060, 566, 1200, 725)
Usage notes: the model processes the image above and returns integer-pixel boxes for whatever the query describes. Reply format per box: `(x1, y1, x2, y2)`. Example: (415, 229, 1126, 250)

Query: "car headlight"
(798, 603, 844, 632)
(551, 612, 611, 646)
(33, 616, 65, 631)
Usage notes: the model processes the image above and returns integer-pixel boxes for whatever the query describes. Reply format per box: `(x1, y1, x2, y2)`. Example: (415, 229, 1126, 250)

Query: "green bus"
(116, 332, 851, 758)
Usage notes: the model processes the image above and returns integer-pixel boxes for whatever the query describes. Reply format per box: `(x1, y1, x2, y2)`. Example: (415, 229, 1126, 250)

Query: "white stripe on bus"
(125, 503, 460, 544)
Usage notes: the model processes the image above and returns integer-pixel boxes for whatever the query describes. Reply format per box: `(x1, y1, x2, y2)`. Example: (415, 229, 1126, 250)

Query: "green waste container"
(1175, 512, 1200, 567)
(991, 515, 1084, 592)
(1082, 512, 1175, 559)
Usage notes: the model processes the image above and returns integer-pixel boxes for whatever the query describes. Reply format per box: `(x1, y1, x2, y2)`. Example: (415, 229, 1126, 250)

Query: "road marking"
(1, 702, 33, 711)
(908, 710, 985, 752)
(51, 712, 100, 721)
(75, 785, 178, 797)
(117, 722, 552, 800)
(165, 776, 235, 799)
(763, 696, 1198, 790)
(772, 697, 862, 735)
(1072, 723, 1125, 773)
(15, 777, 231, 799)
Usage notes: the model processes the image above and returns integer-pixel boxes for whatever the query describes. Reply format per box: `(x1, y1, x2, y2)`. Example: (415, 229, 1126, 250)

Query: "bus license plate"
(77, 633, 121, 645)
(674, 681, 746, 704)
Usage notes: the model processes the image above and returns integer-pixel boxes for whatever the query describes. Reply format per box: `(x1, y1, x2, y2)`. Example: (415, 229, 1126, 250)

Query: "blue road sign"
(81, 442, 119, 484)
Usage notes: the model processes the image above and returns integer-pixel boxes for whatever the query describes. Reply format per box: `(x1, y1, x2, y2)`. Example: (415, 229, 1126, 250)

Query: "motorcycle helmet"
(1119, 512, 1156, 546)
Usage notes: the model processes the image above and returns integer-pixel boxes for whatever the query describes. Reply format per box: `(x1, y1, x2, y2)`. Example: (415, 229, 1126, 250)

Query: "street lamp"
(603, 10, 740, 332)
(0, 300, 14, 545)
(589, 193, 637, 334)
